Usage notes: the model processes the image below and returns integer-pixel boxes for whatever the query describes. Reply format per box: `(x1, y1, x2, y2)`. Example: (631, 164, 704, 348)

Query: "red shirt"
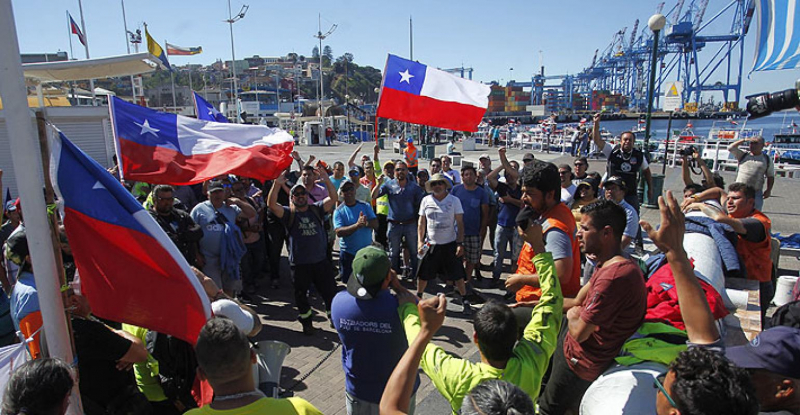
(563, 259, 646, 381)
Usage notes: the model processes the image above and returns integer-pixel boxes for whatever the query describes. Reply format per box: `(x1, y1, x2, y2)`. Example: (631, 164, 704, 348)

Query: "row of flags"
(66, 11, 201, 72)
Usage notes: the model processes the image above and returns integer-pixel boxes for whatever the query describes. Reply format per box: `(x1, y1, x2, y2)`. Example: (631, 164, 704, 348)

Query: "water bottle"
(418, 242, 430, 260)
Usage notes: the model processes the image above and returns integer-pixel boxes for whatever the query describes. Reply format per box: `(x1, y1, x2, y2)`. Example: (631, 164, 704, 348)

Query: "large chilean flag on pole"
(376, 54, 490, 132)
(109, 96, 293, 185)
(51, 130, 211, 343)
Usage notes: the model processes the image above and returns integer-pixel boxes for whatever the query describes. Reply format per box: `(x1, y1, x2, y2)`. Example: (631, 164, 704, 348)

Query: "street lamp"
(643, 14, 665, 152)
(345, 94, 350, 143)
(225, 0, 248, 123)
(639, 13, 666, 206)
(314, 14, 337, 131)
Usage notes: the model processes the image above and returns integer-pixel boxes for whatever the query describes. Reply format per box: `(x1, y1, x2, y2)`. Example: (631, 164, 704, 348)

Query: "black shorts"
(417, 242, 467, 281)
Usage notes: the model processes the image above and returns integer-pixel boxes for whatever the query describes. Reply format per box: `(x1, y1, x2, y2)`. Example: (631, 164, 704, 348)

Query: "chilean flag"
(193, 92, 229, 123)
(376, 54, 490, 132)
(50, 130, 211, 343)
(109, 96, 293, 185)
(68, 13, 86, 46)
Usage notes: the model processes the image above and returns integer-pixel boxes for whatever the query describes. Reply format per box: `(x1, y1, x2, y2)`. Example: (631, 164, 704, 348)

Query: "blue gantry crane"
(504, 0, 754, 116)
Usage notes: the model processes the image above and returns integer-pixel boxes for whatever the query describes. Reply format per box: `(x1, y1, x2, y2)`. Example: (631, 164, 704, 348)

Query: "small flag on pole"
(166, 43, 203, 56)
(51, 129, 212, 343)
(68, 13, 86, 46)
(145, 27, 171, 71)
(193, 92, 229, 123)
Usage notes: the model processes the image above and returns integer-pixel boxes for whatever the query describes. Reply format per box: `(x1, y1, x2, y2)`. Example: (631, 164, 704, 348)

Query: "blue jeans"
(388, 222, 418, 277)
(339, 251, 355, 284)
(493, 225, 521, 280)
(755, 189, 764, 211)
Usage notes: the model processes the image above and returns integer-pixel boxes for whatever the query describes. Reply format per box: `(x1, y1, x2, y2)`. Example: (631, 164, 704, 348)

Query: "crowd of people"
(0, 112, 797, 415)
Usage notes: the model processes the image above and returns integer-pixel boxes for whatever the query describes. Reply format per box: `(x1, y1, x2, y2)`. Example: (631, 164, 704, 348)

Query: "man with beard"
(149, 185, 203, 266)
(268, 166, 338, 335)
(504, 163, 581, 326)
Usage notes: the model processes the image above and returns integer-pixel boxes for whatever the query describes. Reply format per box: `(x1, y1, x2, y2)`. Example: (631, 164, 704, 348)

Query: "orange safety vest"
(737, 210, 773, 282)
(516, 203, 582, 302)
(405, 146, 418, 168)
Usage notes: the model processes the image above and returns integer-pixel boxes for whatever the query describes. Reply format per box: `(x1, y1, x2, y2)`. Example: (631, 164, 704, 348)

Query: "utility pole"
(314, 14, 337, 136)
(226, 0, 248, 123)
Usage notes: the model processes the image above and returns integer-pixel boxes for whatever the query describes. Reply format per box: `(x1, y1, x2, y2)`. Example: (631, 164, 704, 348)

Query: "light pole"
(345, 94, 350, 143)
(225, 0, 248, 123)
(314, 14, 337, 131)
(639, 13, 666, 206)
(643, 14, 665, 153)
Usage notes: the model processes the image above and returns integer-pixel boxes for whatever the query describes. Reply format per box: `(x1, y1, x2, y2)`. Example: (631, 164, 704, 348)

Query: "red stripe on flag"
(376, 87, 486, 132)
(64, 208, 207, 343)
(118, 138, 294, 185)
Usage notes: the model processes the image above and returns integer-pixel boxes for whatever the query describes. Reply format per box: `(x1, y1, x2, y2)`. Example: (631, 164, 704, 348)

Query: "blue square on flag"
(112, 99, 181, 152)
(384, 55, 426, 95)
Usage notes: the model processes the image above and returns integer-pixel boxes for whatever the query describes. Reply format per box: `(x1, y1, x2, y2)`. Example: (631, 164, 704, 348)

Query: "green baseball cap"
(347, 246, 391, 299)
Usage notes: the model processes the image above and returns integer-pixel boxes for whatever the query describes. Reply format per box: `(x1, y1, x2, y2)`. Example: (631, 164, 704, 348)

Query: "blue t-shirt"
(190, 201, 241, 260)
(10, 272, 39, 330)
(333, 201, 377, 254)
(495, 182, 522, 227)
(331, 290, 419, 403)
(377, 179, 424, 222)
(281, 202, 328, 265)
(451, 184, 488, 236)
(331, 176, 345, 191)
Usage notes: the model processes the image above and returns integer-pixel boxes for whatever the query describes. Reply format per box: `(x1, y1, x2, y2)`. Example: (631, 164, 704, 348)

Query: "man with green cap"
(331, 246, 419, 414)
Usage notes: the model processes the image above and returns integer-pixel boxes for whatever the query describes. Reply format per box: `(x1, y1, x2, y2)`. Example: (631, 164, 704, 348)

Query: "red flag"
(68, 14, 86, 46)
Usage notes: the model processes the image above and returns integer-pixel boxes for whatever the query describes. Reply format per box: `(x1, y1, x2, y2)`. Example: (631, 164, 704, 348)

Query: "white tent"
(22, 52, 164, 83)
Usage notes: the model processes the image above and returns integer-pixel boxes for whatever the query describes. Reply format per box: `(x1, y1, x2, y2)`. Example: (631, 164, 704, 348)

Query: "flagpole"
(66, 11, 74, 60)
(77, 0, 95, 106)
(0, 1, 82, 413)
(167, 41, 177, 110)
(120, 0, 136, 103)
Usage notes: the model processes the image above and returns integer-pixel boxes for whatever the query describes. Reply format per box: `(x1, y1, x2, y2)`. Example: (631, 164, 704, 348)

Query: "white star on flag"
(133, 119, 160, 137)
(92, 181, 106, 191)
(399, 69, 414, 84)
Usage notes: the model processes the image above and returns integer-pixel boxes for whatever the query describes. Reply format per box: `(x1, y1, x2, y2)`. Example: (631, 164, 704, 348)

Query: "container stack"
(488, 85, 506, 113)
(505, 86, 530, 113)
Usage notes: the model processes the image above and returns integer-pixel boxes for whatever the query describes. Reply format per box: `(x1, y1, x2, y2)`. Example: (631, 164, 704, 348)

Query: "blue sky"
(11, 0, 800, 104)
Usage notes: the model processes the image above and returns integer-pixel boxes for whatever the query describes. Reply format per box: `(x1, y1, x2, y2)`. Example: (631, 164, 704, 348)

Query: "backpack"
(145, 331, 198, 410)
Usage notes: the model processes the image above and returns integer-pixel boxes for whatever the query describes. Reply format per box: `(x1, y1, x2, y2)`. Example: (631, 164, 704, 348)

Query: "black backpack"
(769, 300, 800, 329)
(145, 331, 198, 410)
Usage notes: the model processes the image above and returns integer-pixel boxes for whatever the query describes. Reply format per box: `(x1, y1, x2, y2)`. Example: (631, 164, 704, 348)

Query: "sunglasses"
(574, 163, 586, 167)
(349, 171, 360, 176)
(396, 168, 407, 172)
(653, 373, 677, 408)
(292, 191, 307, 197)
(431, 181, 446, 186)
(523, 159, 533, 163)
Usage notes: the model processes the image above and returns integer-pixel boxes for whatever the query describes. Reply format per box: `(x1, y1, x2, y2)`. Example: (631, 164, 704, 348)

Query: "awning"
(0, 96, 71, 110)
(22, 52, 166, 83)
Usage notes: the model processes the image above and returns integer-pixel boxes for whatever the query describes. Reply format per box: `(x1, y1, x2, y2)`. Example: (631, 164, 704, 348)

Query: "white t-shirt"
(443, 169, 461, 185)
(419, 194, 464, 245)
(561, 184, 577, 206)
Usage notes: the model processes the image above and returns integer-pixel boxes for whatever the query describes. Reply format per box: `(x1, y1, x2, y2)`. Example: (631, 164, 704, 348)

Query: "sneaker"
(462, 299, 472, 316)
(301, 320, 314, 336)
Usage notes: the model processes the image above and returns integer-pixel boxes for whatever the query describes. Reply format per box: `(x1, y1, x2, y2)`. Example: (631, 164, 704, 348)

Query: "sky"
(11, 0, 800, 104)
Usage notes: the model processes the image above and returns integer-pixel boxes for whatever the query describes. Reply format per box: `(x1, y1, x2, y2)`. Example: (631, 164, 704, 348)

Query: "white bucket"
(774, 276, 799, 307)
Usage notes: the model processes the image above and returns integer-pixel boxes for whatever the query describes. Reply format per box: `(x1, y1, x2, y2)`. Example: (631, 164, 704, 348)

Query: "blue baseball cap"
(726, 326, 800, 379)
